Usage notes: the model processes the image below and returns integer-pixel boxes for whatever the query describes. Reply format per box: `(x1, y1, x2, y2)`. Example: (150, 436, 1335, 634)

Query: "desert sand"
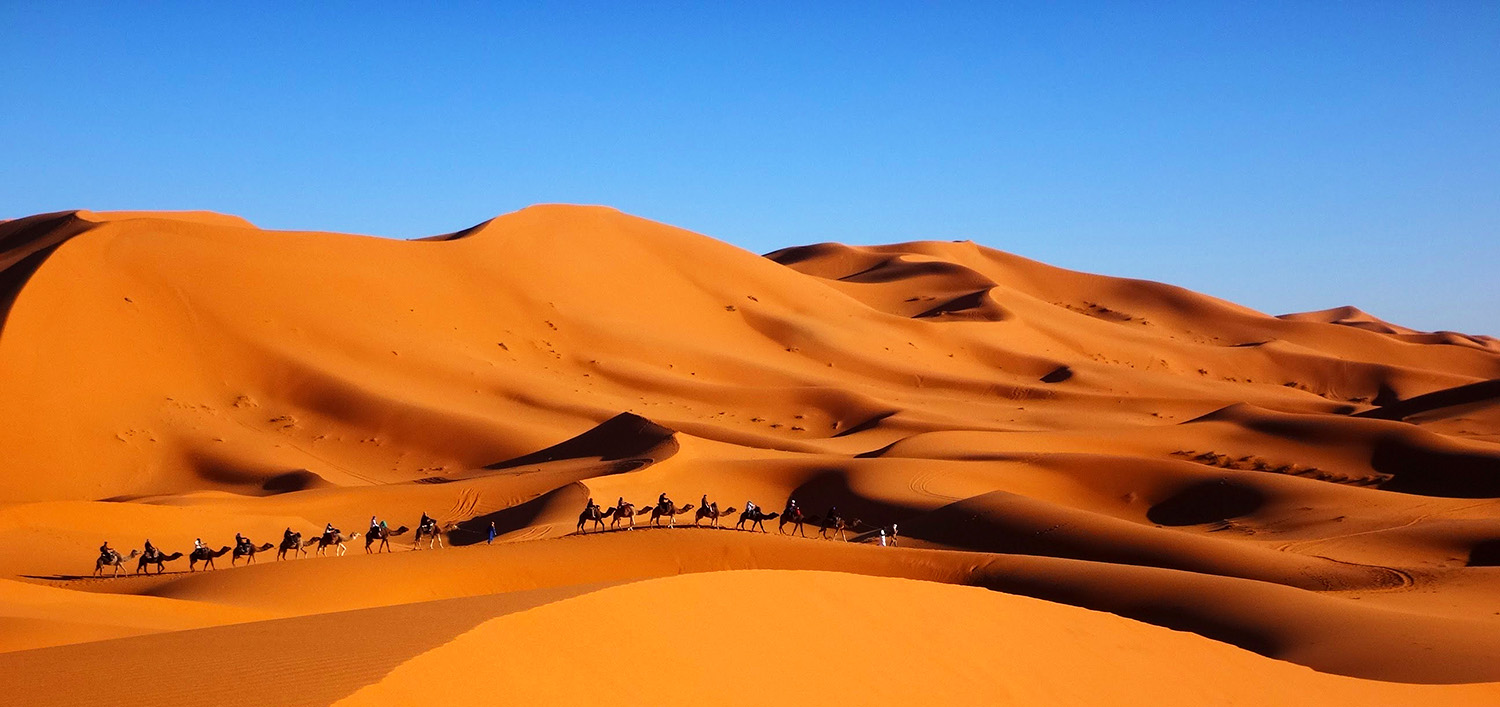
(1, 205, 1498, 705)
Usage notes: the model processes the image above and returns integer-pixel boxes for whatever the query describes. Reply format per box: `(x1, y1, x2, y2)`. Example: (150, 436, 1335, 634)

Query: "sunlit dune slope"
(335, 571, 1499, 707)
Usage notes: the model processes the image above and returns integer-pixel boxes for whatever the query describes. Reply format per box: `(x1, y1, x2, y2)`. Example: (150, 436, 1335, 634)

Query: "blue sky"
(3, 3, 1497, 334)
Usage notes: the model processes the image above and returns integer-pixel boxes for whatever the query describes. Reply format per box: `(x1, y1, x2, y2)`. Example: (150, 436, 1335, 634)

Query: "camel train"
(575, 495, 886, 543)
(94, 512, 455, 576)
(92, 495, 897, 576)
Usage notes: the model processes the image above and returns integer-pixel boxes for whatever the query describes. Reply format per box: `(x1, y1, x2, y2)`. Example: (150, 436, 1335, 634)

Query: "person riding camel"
(143, 538, 158, 561)
(194, 537, 206, 552)
(786, 498, 799, 515)
(368, 515, 380, 536)
(701, 494, 711, 511)
(616, 496, 626, 510)
(323, 523, 338, 542)
(283, 527, 295, 543)
(419, 512, 434, 531)
(99, 541, 113, 563)
(658, 492, 671, 512)
(235, 533, 249, 552)
(745, 500, 758, 517)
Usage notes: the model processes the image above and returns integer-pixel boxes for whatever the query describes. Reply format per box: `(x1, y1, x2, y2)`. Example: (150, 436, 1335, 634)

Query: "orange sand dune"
(338, 571, 1499, 707)
(1, 205, 1498, 704)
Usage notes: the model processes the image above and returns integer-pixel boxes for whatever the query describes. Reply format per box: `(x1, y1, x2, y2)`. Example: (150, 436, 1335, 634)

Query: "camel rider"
(617, 496, 626, 510)
(585, 498, 599, 516)
(143, 538, 158, 560)
(658, 492, 671, 511)
(745, 500, 758, 517)
(194, 537, 206, 553)
(701, 494, 711, 511)
(99, 541, 113, 562)
(420, 512, 434, 530)
(235, 533, 250, 552)
(283, 527, 296, 544)
(369, 516, 380, 536)
(787, 498, 799, 515)
(324, 523, 338, 542)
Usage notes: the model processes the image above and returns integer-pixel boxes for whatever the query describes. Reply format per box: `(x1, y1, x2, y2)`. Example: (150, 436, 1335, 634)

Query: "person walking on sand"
(487, 521, 497, 545)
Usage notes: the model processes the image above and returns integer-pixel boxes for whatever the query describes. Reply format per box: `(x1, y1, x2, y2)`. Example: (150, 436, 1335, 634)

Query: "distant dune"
(1, 206, 1497, 704)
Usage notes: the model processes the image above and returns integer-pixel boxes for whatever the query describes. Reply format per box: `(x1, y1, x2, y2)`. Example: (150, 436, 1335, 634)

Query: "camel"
(817, 513, 862, 541)
(693, 503, 737, 528)
(413, 520, 453, 549)
(314, 531, 359, 557)
(276, 532, 305, 561)
(609, 501, 637, 530)
(577, 504, 615, 533)
(778, 502, 808, 537)
(365, 525, 408, 554)
(646, 501, 694, 528)
(232, 541, 275, 566)
(189, 545, 231, 572)
(736, 508, 779, 532)
(94, 549, 140, 576)
(136, 550, 184, 575)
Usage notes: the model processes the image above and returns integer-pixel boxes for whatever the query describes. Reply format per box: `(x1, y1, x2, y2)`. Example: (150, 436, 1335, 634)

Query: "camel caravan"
(90, 494, 899, 577)
(576, 494, 897, 545)
(92, 511, 454, 577)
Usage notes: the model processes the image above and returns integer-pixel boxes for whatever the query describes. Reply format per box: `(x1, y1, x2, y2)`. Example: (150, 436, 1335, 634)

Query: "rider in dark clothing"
(323, 523, 338, 542)
(585, 498, 600, 515)
(658, 492, 671, 511)
(99, 541, 113, 562)
(283, 527, 296, 543)
(143, 539, 158, 561)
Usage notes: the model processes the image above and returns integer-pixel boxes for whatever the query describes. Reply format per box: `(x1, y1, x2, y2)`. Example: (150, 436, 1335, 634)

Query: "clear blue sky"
(3, 3, 1497, 334)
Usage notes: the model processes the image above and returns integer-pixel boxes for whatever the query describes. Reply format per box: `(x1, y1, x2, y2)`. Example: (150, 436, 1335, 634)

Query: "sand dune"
(336, 571, 1498, 707)
(1, 205, 1497, 703)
